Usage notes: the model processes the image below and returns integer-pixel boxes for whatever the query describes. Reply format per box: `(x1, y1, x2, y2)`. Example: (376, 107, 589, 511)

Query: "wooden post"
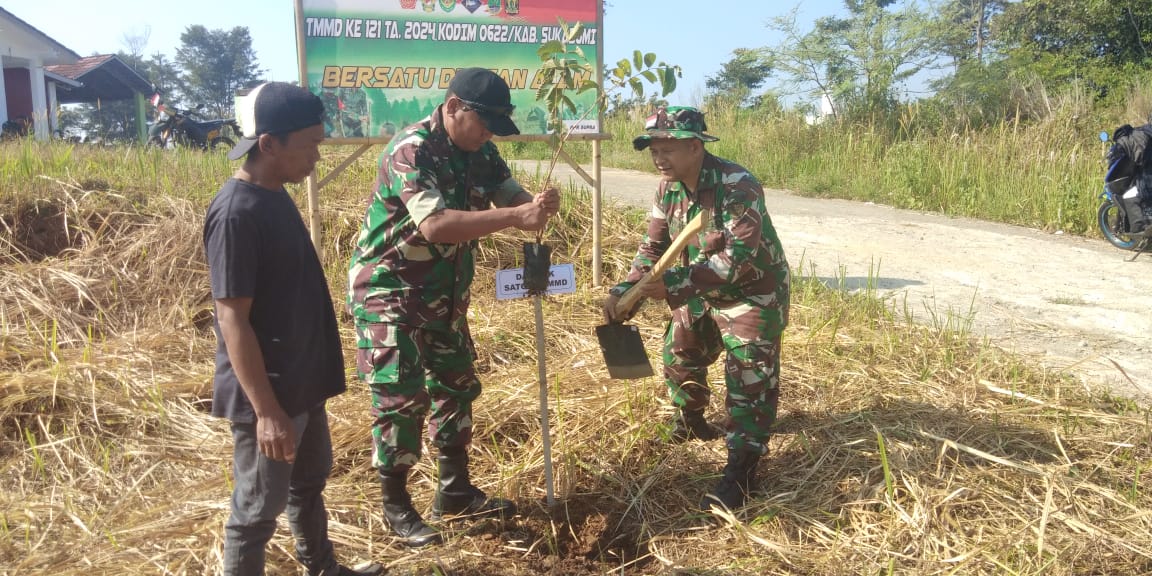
(134, 93, 147, 144)
(593, 1, 605, 287)
(306, 174, 321, 249)
(592, 139, 602, 287)
(295, 0, 322, 251)
(534, 295, 555, 506)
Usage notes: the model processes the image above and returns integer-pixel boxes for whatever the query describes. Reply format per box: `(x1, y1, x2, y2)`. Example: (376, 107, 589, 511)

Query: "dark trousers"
(222, 404, 336, 576)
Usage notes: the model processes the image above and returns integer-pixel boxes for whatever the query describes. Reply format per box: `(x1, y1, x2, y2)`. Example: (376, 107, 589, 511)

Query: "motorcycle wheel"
(1098, 201, 1138, 250)
(208, 136, 235, 152)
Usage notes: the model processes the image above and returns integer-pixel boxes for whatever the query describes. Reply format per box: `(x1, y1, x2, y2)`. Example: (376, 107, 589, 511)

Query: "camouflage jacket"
(347, 105, 526, 333)
(610, 152, 791, 340)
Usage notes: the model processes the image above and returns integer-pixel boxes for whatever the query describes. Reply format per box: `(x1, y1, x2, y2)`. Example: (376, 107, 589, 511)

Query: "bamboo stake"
(534, 294, 555, 506)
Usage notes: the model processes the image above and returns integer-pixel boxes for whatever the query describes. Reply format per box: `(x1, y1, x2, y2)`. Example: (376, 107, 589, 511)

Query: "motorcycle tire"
(1098, 201, 1138, 250)
(208, 136, 235, 152)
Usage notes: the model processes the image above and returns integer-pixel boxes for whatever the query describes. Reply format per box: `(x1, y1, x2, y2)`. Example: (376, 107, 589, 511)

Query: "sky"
(3, 0, 847, 105)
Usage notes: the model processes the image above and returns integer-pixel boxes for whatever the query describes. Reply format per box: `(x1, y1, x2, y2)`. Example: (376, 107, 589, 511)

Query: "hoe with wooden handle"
(596, 209, 711, 379)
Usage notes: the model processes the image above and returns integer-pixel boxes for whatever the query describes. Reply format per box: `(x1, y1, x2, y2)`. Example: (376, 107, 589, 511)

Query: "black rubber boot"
(669, 408, 721, 443)
(380, 468, 442, 548)
(430, 446, 517, 521)
(700, 448, 762, 512)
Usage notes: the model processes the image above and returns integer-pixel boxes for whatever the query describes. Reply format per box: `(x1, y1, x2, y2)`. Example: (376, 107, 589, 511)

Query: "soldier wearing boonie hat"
(631, 105, 720, 150)
(606, 105, 791, 516)
(347, 67, 561, 548)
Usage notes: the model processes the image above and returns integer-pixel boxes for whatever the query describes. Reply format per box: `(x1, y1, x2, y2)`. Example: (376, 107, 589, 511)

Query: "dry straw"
(1, 145, 1150, 575)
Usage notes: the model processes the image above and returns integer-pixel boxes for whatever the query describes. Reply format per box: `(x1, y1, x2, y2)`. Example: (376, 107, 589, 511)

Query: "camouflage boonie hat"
(632, 106, 719, 151)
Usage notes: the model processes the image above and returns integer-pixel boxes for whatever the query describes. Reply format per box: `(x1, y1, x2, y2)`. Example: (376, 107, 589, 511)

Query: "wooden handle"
(614, 209, 711, 317)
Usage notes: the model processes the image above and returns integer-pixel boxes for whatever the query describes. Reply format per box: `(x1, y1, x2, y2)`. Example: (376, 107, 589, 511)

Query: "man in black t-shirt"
(204, 82, 382, 576)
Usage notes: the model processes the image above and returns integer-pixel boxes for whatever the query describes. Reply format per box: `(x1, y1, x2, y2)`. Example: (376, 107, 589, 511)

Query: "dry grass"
(1, 146, 1151, 575)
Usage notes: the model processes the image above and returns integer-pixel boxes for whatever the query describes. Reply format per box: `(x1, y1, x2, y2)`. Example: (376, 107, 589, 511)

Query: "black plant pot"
(523, 242, 552, 294)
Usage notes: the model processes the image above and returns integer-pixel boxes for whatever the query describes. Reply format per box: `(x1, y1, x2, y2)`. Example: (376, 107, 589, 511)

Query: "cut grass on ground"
(2, 161, 1150, 574)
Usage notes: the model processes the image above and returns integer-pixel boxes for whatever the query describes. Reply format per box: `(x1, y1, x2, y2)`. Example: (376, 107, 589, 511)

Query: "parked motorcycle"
(147, 105, 238, 151)
(1097, 129, 1152, 252)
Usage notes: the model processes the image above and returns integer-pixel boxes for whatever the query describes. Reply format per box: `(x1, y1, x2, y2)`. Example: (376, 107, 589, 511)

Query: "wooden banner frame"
(293, 0, 611, 287)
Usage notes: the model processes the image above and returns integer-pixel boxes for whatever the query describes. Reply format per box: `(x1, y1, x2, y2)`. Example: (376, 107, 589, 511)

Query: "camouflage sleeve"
(493, 177, 529, 207)
(484, 144, 525, 208)
(663, 177, 766, 310)
(609, 184, 671, 297)
(389, 141, 446, 228)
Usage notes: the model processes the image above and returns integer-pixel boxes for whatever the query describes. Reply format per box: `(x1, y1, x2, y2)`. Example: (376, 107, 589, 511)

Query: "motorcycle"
(1097, 129, 1152, 253)
(147, 105, 239, 151)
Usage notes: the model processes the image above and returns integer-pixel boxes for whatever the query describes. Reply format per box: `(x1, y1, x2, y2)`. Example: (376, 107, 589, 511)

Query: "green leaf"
(661, 68, 678, 96)
(641, 70, 657, 84)
(616, 58, 632, 77)
(566, 21, 585, 43)
(537, 41, 563, 60)
(633, 50, 643, 72)
(644, 52, 656, 68)
(577, 79, 599, 94)
(628, 77, 643, 100)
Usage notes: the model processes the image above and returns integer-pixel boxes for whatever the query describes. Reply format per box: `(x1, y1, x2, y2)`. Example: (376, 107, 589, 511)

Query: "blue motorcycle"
(1098, 130, 1151, 252)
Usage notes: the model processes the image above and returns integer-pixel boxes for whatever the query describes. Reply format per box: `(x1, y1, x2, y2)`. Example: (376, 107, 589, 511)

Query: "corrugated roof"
(45, 54, 115, 80)
(46, 54, 155, 103)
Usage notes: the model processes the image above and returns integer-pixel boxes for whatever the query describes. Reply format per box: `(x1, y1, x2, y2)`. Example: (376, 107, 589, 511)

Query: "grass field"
(1, 137, 1150, 575)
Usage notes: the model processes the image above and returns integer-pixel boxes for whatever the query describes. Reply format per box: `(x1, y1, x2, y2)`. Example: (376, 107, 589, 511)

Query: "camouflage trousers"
(354, 322, 481, 472)
(663, 306, 782, 455)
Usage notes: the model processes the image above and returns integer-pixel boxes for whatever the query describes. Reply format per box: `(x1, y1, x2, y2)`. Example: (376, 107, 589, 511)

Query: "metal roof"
(46, 54, 155, 103)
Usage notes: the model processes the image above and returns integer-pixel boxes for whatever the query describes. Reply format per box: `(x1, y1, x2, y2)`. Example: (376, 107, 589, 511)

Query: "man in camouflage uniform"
(603, 106, 790, 513)
(348, 68, 560, 547)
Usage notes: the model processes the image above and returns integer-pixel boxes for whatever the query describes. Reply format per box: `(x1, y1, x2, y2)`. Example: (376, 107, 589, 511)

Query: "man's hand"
(603, 293, 624, 323)
(515, 187, 560, 232)
(636, 276, 668, 301)
(535, 186, 560, 213)
(602, 292, 643, 323)
(256, 407, 296, 463)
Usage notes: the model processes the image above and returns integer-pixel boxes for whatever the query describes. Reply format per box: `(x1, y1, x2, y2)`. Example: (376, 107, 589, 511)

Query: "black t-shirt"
(203, 178, 346, 422)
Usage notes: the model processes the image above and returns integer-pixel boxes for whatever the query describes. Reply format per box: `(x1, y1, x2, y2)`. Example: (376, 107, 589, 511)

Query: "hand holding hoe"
(596, 209, 711, 379)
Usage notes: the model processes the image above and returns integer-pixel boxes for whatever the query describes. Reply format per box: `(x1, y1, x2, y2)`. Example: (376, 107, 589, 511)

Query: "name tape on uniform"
(495, 264, 577, 300)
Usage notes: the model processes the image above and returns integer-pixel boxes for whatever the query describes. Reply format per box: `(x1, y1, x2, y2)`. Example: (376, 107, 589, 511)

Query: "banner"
(298, 0, 601, 139)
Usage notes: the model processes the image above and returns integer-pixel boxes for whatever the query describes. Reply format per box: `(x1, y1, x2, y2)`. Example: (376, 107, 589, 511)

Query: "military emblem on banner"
(421, 0, 436, 12)
(399, 0, 417, 9)
(462, 0, 482, 12)
(487, 0, 501, 15)
(439, 0, 456, 12)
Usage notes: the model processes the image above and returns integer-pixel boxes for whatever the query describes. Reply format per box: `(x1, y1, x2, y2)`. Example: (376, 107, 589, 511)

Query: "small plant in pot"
(522, 19, 680, 294)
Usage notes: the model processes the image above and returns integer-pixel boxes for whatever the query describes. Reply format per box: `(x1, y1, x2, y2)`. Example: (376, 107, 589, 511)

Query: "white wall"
(0, 12, 78, 137)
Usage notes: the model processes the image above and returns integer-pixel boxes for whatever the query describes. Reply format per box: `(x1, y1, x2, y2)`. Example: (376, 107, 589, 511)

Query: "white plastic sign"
(496, 264, 577, 300)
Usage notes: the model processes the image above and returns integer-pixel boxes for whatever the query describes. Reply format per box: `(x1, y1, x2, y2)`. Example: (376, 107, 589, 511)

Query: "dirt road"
(514, 160, 1152, 400)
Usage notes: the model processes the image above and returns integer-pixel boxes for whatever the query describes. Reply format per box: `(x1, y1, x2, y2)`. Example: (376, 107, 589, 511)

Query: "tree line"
(63, 25, 262, 142)
(685, 0, 1152, 132)
(70, 1, 1152, 141)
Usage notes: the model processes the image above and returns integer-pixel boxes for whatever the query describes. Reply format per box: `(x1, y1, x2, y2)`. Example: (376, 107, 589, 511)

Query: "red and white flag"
(149, 93, 161, 107)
